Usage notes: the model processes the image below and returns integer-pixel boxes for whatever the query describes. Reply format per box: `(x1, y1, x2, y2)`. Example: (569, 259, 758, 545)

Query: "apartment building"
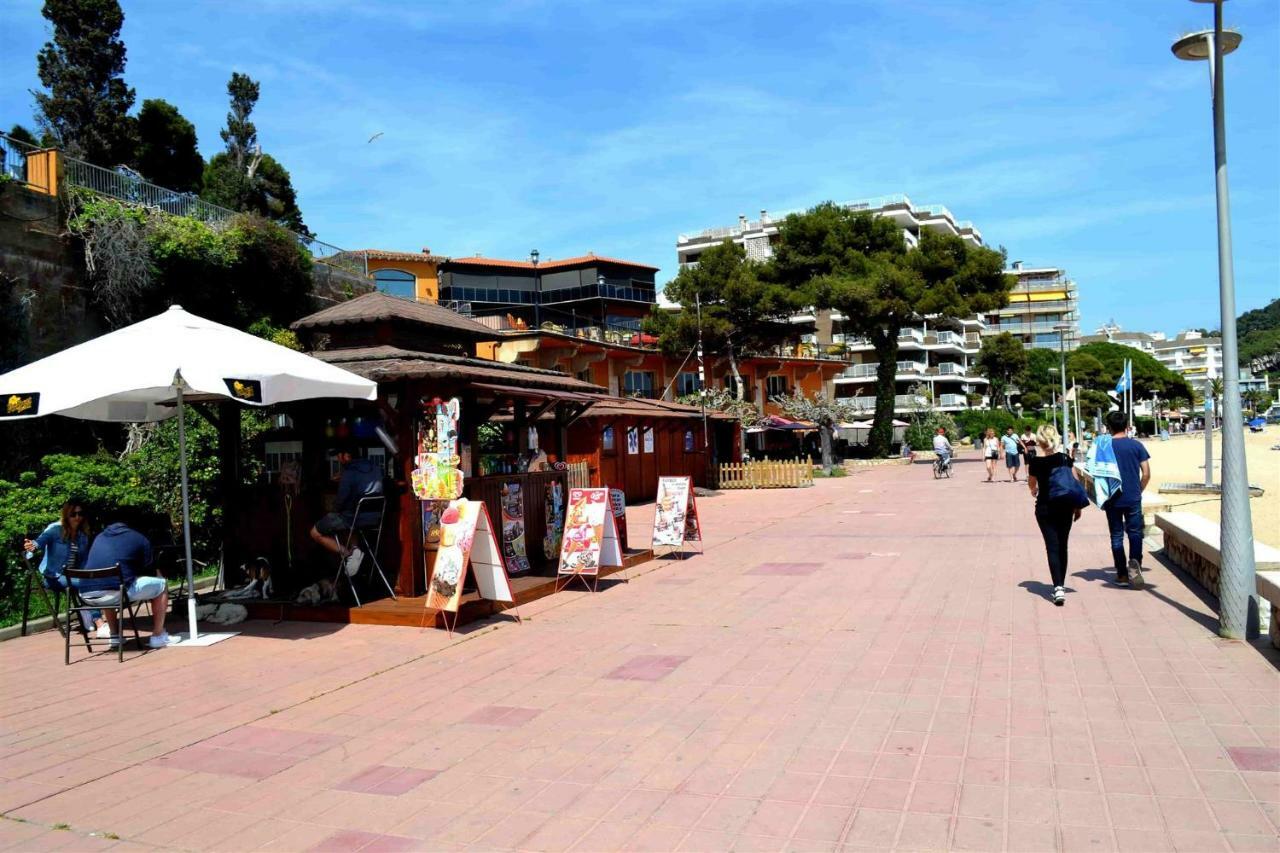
(1153, 331, 1224, 383)
(831, 317, 991, 415)
(675, 193, 984, 268)
(984, 262, 1080, 350)
(1081, 322, 1158, 356)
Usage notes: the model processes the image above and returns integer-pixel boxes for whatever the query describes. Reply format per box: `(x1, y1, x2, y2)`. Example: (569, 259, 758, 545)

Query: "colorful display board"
(543, 480, 565, 560)
(651, 476, 702, 551)
(557, 488, 623, 577)
(426, 498, 513, 614)
(608, 486, 628, 551)
(501, 480, 532, 575)
(412, 397, 464, 501)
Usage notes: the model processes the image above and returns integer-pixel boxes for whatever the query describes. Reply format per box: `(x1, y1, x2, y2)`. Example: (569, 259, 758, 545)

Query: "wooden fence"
(715, 457, 814, 489)
(566, 460, 591, 490)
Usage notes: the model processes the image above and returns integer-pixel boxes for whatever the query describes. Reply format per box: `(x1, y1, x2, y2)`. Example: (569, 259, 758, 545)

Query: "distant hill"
(1238, 298, 1279, 376)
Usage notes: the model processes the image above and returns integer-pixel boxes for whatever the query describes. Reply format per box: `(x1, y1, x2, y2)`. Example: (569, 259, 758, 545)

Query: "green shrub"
(952, 409, 1040, 441)
(904, 411, 960, 451)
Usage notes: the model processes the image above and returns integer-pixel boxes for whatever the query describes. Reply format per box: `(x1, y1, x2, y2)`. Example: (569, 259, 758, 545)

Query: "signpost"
(424, 498, 515, 634)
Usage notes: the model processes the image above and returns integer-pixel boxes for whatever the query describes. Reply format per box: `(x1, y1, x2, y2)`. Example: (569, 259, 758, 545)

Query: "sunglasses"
(68, 511, 84, 518)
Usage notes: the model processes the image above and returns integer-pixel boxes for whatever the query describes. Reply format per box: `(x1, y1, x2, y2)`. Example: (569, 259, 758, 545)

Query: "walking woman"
(23, 498, 104, 633)
(1027, 425, 1083, 606)
(981, 427, 1000, 482)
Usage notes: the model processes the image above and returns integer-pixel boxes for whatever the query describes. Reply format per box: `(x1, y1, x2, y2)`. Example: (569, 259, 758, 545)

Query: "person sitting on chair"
(23, 498, 105, 636)
(81, 511, 176, 648)
(310, 440, 384, 576)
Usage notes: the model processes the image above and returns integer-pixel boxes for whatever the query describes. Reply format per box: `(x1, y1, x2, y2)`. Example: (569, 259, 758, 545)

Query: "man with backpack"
(1102, 410, 1152, 588)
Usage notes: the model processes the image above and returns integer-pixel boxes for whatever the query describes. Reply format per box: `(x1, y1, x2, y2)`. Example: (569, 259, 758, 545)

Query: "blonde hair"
(1036, 424, 1060, 450)
(985, 427, 996, 438)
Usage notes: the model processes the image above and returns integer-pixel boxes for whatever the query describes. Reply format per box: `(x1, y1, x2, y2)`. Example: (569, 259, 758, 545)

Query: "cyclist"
(932, 427, 953, 475)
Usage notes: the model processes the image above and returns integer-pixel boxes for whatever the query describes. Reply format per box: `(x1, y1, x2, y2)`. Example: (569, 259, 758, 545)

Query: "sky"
(2, 0, 1277, 337)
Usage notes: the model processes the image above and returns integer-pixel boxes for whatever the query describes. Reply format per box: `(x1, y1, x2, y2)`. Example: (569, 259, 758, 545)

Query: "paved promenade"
(2, 453, 1277, 852)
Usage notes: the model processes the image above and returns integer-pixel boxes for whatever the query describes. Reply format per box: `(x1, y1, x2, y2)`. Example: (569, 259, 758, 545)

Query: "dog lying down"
(294, 579, 339, 607)
(195, 602, 248, 625)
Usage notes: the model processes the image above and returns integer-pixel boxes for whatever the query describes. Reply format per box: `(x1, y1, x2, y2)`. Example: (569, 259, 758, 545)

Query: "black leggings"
(1035, 507, 1074, 588)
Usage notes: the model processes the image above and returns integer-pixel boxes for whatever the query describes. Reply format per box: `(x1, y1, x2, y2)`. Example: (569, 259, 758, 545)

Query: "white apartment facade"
(984, 263, 1080, 351)
(1153, 331, 1224, 384)
(675, 193, 984, 268)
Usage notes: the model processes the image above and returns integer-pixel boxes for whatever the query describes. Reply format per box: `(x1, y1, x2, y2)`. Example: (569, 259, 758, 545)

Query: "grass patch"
(812, 466, 848, 478)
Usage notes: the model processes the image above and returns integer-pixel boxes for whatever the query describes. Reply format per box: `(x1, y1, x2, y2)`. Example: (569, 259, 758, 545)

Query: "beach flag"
(1064, 385, 1077, 403)
(1114, 362, 1131, 395)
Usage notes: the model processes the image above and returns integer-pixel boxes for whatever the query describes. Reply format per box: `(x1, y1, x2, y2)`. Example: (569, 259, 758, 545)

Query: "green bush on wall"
(952, 409, 1042, 442)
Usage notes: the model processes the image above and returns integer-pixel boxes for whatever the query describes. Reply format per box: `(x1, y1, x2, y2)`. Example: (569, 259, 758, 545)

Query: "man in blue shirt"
(82, 515, 176, 648)
(1001, 427, 1023, 482)
(1103, 411, 1152, 588)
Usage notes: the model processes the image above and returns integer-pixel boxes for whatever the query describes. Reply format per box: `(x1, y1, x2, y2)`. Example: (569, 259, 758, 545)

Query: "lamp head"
(529, 249, 540, 265)
(1172, 28, 1242, 60)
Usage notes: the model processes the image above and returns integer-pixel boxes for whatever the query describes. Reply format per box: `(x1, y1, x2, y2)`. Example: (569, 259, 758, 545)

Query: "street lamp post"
(530, 249, 541, 328)
(1054, 324, 1071, 453)
(1172, 0, 1255, 639)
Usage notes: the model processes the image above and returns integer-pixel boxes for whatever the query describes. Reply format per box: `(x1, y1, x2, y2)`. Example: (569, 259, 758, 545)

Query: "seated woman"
(23, 498, 106, 636)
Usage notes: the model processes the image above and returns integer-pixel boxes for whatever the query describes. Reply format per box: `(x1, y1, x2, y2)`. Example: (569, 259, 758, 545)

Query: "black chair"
(330, 495, 395, 607)
(63, 565, 143, 664)
(19, 549, 71, 639)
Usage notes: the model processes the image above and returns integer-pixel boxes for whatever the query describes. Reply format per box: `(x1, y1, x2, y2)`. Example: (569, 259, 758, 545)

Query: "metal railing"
(938, 394, 968, 407)
(937, 362, 965, 376)
(0, 133, 34, 183)
(840, 363, 879, 379)
(896, 361, 928, 374)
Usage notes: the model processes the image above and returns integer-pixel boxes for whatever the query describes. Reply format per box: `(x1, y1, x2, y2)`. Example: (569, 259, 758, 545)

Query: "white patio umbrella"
(0, 305, 377, 642)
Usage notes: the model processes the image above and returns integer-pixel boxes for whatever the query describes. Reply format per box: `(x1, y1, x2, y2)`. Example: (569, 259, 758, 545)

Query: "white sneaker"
(148, 632, 178, 648)
(344, 547, 364, 577)
(96, 623, 113, 639)
(1053, 586, 1066, 606)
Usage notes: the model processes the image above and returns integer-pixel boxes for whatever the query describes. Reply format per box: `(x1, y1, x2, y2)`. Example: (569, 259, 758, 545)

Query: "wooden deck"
(239, 548, 653, 629)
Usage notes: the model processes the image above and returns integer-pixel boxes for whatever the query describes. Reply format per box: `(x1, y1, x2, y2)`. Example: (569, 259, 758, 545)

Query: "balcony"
(935, 362, 966, 377)
(896, 361, 928, 375)
(898, 328, 924, 344)
(839, 363, 879, 380)
(937, 393, 969, 408)
(895, 394, 929, 409)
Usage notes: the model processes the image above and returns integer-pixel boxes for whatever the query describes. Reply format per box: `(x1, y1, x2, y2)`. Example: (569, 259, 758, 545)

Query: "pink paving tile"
(1007, 820, 1058, 852)
(747, 562, 823, 576)
(152, 744, 301, 779)
(460, 705, 542, 727)
(334, 765, 439, 796)
(907, 781, 957, 815)
(844, 808, 901, 848)
(605, 654, 690, 681)
(1228, 746, 1280, 773)
(308, 829, 384, 851)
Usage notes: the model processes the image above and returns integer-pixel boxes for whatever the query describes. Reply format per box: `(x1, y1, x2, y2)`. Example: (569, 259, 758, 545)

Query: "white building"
(1082, 322, 1160, 355)
(984, 263, 1080, 351)
(675, 194, 983, 268)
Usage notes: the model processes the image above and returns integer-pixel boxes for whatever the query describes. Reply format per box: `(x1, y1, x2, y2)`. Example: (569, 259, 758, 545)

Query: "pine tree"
(135, 99, 204, 192)
(33, 0, 137, 164)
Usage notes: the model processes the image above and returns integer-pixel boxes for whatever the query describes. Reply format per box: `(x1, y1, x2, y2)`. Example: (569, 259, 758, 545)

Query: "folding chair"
(331, 495, 395, 607)
(19, 550, 70, 639)
(63, 565, 143, 664)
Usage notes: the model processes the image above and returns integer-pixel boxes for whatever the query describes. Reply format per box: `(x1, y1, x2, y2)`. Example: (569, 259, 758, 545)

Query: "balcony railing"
(937, 393, 968, 407)
(841, 363, 879, 379)
(897, 361, 928, 375)
(898, 328, 924, 343)
(936, 362, 965, 376)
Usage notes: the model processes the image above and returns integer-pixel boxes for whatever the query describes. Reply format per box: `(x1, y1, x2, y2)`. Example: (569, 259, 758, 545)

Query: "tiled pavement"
(1, 453, 1278, 852)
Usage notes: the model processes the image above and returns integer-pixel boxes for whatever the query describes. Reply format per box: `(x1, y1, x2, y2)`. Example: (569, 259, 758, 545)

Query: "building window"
(576, 368, 593, 384)
(373, 268, 416, 299)
(624, 371, 656, 399)
(602, 426, 615, 453)
(676, 372, 702, 396)
(766, 375, 789, 398)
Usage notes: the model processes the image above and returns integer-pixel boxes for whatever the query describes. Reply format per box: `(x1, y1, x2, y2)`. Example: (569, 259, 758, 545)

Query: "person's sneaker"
(1128, 558, 1144, 590)
(95, 623, 113, 639)
(107, 637, 121, 651)
(147, 632, 178, 648)
(1116, 571, 1130, 586)
(1053, 586, 1066, 606)
(344, 547, 364, 577)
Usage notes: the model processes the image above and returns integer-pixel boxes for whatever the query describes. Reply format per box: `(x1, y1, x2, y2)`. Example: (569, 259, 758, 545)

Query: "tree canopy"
(647, 240, 803, 398)
(770, 202, 1014, 455)
(135, 99, 204, 192)
(975, 332, 1027, 410)
(33, 0, 136, 165)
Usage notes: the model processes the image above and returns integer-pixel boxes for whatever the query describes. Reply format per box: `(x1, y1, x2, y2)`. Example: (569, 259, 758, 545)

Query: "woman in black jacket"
(1026, 424, 1083, 606)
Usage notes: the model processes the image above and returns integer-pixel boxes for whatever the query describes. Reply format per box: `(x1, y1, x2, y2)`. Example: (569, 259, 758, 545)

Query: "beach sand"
(1142, 427, 1280, 549)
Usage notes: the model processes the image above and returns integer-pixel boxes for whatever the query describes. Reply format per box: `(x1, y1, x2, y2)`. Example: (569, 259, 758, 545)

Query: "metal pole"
(1205, 377, 1214, 487)
(177, 386, 199, 641)
(1059, 331, 1069, 452)
(1207, 0, 1255, 639)
(695, 291, 709, 455)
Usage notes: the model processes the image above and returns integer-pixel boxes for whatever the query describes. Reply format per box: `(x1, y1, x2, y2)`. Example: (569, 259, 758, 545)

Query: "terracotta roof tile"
(355, 249, 448, 263)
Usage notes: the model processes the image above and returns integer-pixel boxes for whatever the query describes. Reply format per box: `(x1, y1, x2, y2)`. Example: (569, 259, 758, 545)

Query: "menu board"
(557, 488, 623, 576)
(652, 476, 701, 550)
(412, 397, 464, 500)
(543, 479, 565, 560)
(500, 480, 532, 575)
(426, 498, 513, 613)
(609, 486, 629, 551)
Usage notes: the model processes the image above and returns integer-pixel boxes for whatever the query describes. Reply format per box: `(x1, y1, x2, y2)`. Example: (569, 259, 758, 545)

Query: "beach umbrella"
(0, 306, 377, 643)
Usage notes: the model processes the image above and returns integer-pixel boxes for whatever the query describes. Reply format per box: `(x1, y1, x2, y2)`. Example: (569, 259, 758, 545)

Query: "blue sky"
(2, 0, 1277, 336)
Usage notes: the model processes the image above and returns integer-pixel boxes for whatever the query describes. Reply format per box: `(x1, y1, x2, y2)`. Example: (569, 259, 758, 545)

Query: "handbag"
(1047, 462, 1090, 509)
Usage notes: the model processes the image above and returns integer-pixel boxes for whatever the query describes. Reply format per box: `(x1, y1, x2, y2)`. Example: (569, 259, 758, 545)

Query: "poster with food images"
(501, 480, 532, 574)
(652, 476, 701, 550)
(412, 397, 464, 501)
(426, 498, 512, 612)
(557, 488, 623, 576)
(543, 480, 564, 560)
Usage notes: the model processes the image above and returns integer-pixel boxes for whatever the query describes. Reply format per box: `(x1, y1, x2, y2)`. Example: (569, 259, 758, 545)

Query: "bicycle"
(932, 454, 952, 479)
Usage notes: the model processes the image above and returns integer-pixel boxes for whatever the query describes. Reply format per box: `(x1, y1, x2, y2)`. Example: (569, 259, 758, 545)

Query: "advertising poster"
(543, 479, 565, 560)
(652, 476, 691, 548)
(501, 480, 532, 575)
(426, 499, 513, 614)
(684, 430, 695, 452)
(557, 488, 622, 575)
(626, 426, 639, 455)
(412, 397, 464, 500)
(608, 486, 629, 550)
(643, 427, 655, 454)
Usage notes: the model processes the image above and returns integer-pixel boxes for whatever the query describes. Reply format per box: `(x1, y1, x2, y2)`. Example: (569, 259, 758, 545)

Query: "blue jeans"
(1105, 502, 1144, 572)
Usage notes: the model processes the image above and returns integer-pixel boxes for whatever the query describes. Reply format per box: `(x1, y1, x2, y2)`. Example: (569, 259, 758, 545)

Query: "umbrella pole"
(177, 387, 199, 641)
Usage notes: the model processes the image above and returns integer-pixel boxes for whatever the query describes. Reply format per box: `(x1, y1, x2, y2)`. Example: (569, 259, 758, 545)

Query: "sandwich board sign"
(425, 498, 515, 632)
(651, 476, 702, 556)
(557, 487, 623, 591)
